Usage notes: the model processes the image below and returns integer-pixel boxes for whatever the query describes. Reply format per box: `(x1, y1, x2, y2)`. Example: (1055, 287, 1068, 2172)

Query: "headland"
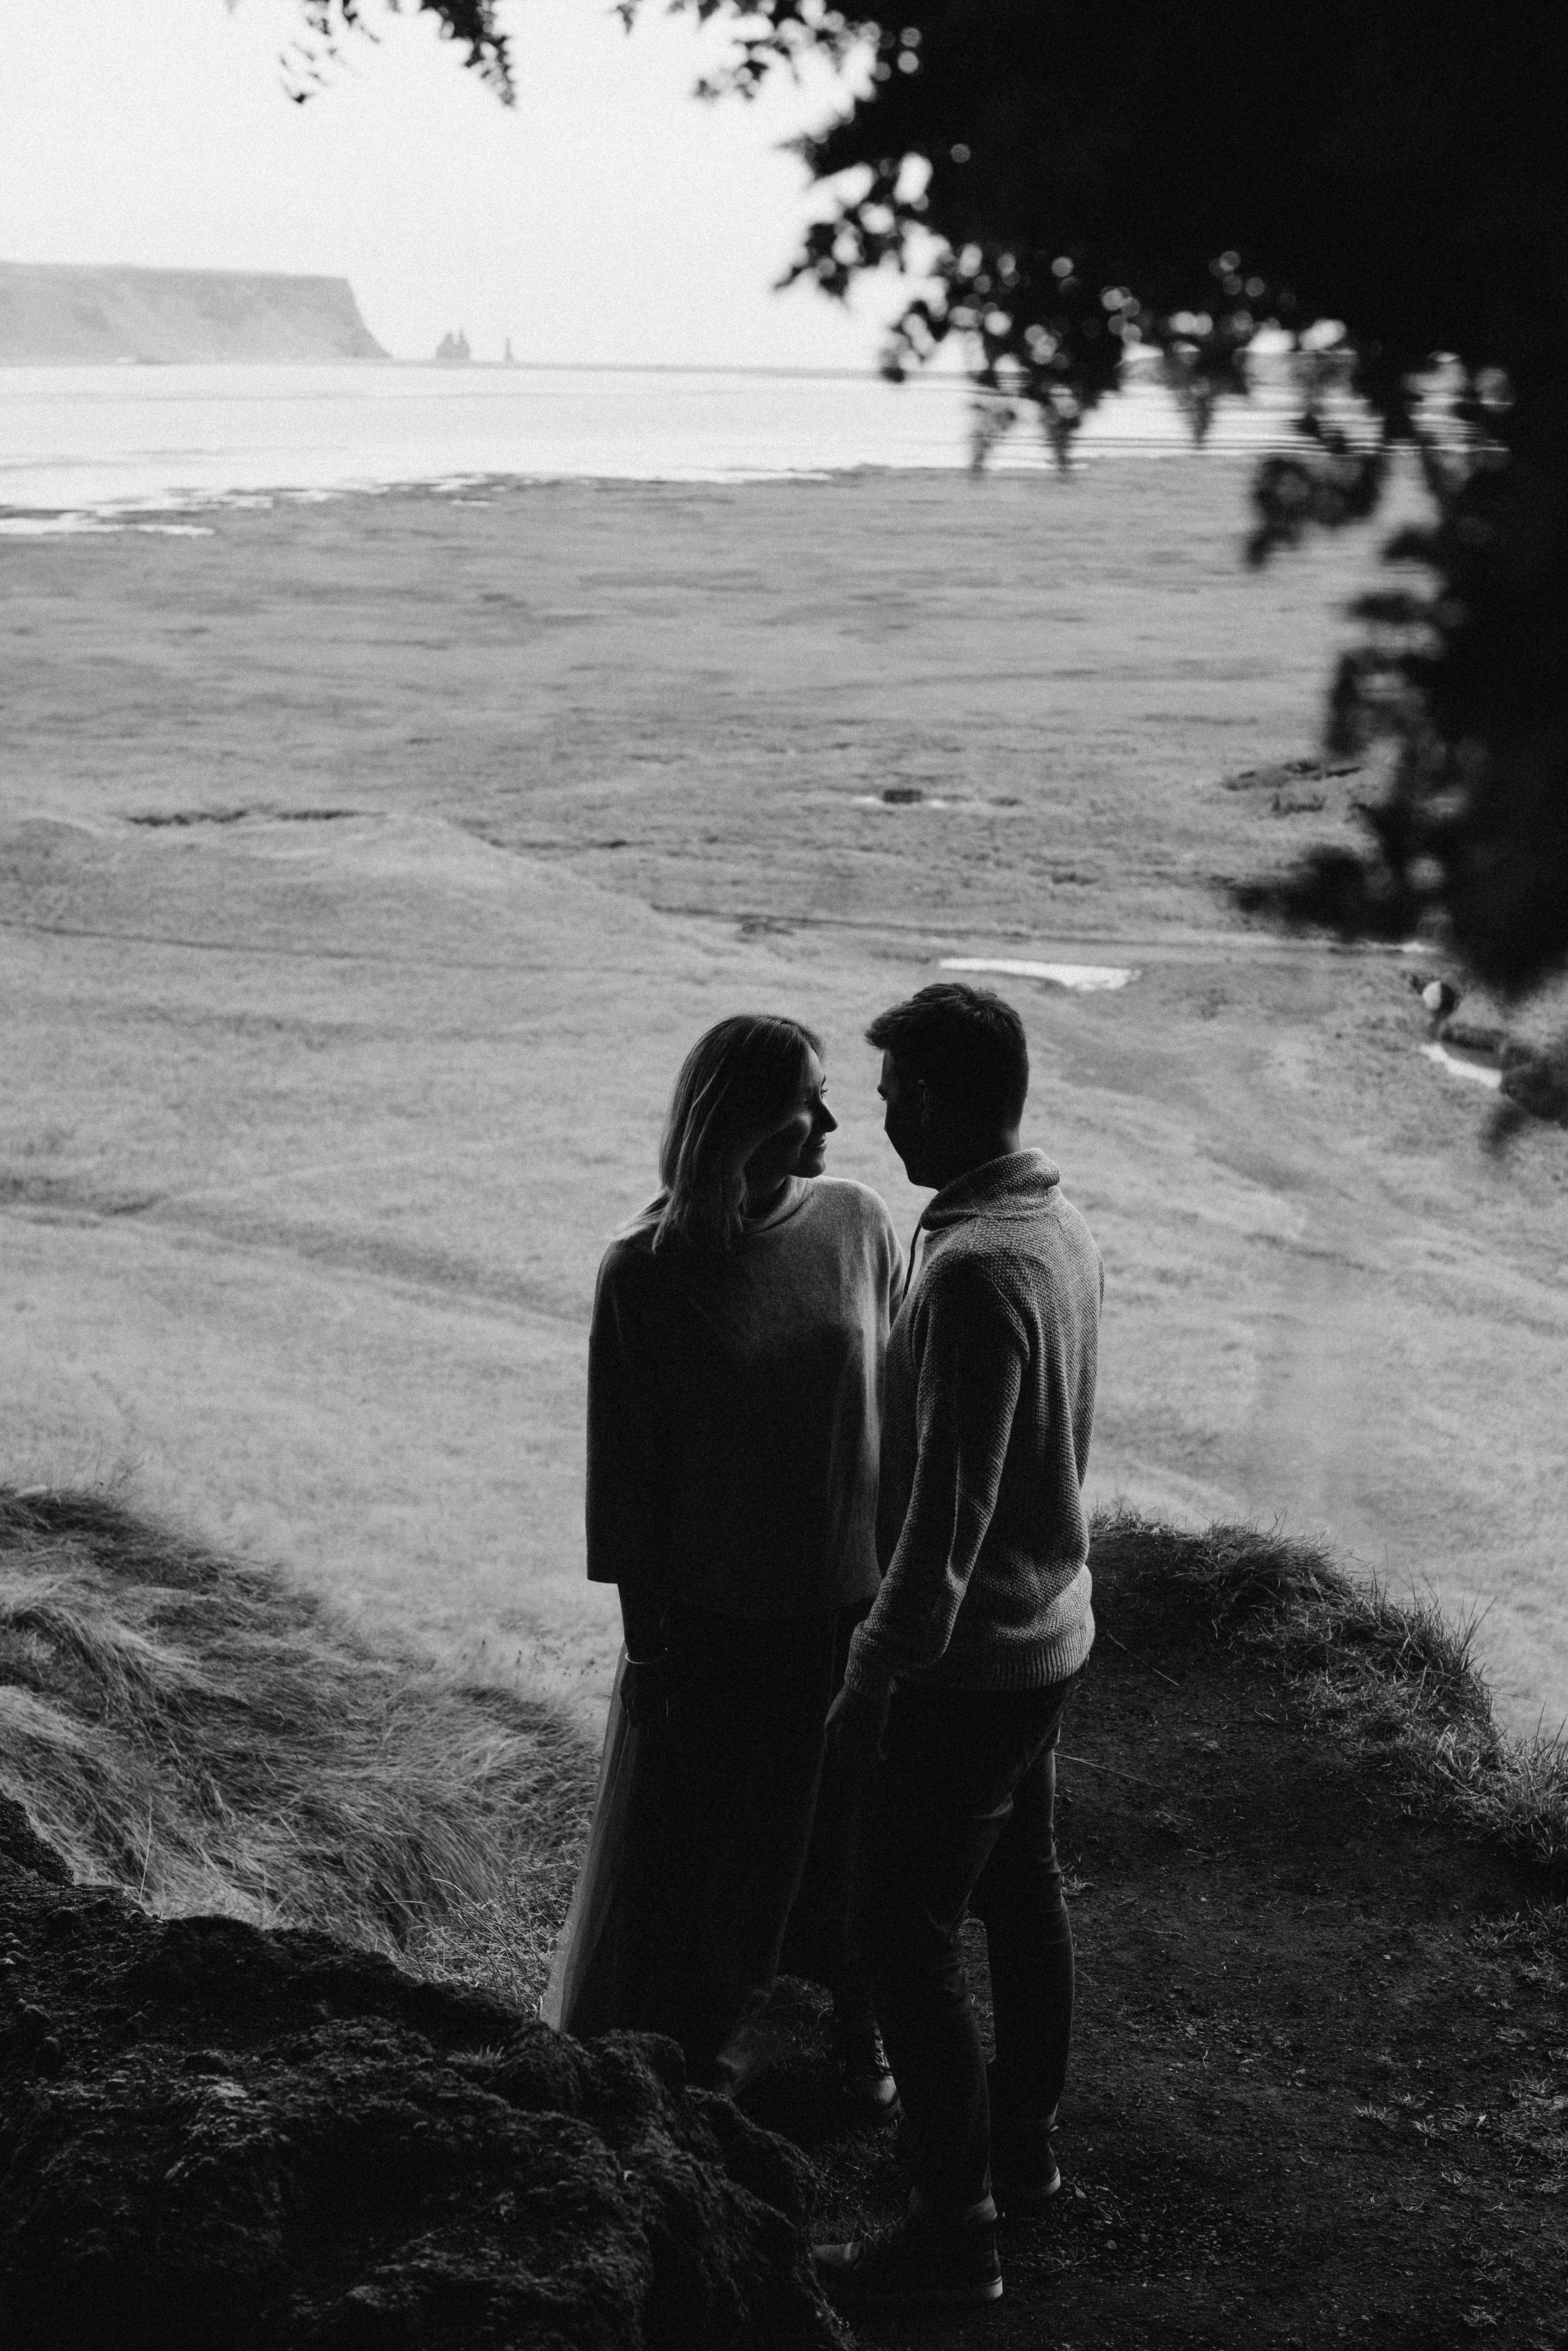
(0, 260, 386, 364)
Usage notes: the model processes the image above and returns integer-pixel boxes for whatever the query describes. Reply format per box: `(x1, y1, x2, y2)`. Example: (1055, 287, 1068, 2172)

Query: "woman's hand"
(825, 1682, 890, 1775)
(621, 1654, 670, 1731)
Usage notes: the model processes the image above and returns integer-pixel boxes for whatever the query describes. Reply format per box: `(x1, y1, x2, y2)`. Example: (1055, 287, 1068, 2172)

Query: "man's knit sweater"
(843, 1149, 1102, 1697)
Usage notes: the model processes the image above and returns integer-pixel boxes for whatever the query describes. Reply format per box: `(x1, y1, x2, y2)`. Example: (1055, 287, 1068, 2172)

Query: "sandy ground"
(2, 464, 1564, 1737)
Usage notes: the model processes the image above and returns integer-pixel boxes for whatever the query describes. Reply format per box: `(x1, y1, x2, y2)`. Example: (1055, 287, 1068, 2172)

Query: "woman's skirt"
(543, 1605, 867, 2061)
(540, 1647, 642, 2038)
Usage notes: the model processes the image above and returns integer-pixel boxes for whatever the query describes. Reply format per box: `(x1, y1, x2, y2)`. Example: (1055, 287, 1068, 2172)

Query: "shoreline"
(0, 363, 1323, 520)
(0, 445, 1304, 532)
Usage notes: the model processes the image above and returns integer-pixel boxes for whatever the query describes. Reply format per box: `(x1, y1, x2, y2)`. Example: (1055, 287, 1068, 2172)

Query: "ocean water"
(0, 358, 1307, 521)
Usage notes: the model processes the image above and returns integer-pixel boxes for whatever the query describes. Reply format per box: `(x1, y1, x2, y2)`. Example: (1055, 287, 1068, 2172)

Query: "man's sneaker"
(989, 2120, 1062, 2215)
(814, 2205, 1003, 2308)
(985, 2065, 1062, 2213)
(992, 2144, 1067, 2210)
(832, 2017, 900, 2121)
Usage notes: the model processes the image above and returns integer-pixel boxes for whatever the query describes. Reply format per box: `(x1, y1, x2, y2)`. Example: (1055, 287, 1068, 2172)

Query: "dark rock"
(0, 1794, 71, 1886)
(1437, 1016, 1503, 1054)
(0, 1861, 847, 2351)
(1222, 756, 1361, 794)
(1500, 1041, 1568, 1126)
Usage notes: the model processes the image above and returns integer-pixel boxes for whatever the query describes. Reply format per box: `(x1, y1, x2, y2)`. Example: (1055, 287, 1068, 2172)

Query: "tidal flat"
(2, 461, 1564, 1736)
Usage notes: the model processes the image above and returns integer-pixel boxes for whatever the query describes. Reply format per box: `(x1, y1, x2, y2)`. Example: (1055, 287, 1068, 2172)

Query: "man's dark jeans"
(849, 1673, 1079, 2216)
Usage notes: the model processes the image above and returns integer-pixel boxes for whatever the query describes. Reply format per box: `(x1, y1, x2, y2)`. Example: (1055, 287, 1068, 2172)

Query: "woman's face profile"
(742, 1050, 837, 1201)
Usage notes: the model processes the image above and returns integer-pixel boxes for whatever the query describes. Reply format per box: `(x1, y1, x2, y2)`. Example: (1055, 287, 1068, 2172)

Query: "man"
(814, 982, 1103, 2310)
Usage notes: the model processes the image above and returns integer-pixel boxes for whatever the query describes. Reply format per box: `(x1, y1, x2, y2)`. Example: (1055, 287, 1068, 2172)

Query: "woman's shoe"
(832, 2017, 899, 2120)
(814, 2206, 1002, 2307)
(714, 2020, 779, 2109)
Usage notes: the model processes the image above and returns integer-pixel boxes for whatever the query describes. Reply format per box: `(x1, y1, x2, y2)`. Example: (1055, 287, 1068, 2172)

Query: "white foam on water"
(0, 514, 124, 536)
(941, 957, 1137, 991)
(1421, 1042, 1502, 1090)
(0, 513, 215, 537)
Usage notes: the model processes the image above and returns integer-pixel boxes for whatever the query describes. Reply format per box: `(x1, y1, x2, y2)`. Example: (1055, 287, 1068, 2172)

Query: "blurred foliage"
(284, 2, 511, 104)
(319, 0, 1567, 994)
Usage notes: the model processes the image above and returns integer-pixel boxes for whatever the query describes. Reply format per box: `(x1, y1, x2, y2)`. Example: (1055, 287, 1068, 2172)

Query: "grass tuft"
(0, 1484, 596, 2005)
(1092, 1509, 1568, 1890)
(8, 1483, 1558, 2019)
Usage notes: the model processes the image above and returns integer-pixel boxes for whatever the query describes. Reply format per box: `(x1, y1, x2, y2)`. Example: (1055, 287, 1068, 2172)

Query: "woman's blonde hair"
(650, 1013, 824, 1252)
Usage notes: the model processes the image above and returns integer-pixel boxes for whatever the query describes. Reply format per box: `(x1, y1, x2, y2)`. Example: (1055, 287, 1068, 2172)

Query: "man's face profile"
(877, 1050, 927, 1182)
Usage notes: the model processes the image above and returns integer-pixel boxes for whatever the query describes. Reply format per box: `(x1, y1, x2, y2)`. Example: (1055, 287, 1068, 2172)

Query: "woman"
(567, 1013, 901, 2102)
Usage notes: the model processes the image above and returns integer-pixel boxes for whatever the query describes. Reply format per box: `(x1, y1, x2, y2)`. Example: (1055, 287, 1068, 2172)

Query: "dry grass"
(6, 1478, 1559, 2030)
(1092, 1508, 1568, 1889)
(0, 1483, 596, 2001)
(398, 1861, 583, 2012)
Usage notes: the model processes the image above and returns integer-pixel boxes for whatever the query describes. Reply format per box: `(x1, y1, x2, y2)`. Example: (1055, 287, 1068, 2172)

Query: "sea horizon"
(0, 355, 1313, 525)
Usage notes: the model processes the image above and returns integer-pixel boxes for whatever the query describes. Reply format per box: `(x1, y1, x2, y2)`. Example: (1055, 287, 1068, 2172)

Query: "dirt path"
(751, 1546, 1568, 2349)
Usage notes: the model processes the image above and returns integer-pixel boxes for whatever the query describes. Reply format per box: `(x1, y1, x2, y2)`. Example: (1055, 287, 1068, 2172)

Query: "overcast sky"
(0, 0, 904, 366)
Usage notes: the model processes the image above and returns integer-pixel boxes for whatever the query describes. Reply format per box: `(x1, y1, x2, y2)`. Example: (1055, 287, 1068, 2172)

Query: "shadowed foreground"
(2, 1492, 1565, 2347)
(0, 1795, 843, 2350)
(768, 1519, 1568, 2350)
(0, 1488, 852, 2347)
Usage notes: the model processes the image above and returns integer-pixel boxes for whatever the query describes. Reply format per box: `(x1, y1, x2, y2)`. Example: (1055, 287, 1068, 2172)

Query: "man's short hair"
(866, 983, 1029, 1127)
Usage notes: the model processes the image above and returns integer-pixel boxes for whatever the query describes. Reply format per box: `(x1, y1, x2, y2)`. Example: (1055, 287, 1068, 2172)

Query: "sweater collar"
(920, 1148, 1061, 1233)
(739, 1175, 811, 1239)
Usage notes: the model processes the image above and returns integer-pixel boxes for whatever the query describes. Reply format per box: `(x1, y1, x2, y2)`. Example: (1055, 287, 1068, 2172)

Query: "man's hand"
(825, 1682, 890, 1775)
(620, 1653, 669, 1732)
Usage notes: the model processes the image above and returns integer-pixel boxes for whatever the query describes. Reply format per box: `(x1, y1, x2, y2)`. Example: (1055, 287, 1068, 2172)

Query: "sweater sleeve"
(844, 1260, 1026, 1695)
(585, 1247, 667, 1597)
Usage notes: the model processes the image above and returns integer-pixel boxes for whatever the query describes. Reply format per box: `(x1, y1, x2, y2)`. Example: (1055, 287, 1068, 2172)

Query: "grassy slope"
(0, 1484, 591, 1988)
(1083, 1511, 1567, 1887)
(3, 470, 1566, 1740)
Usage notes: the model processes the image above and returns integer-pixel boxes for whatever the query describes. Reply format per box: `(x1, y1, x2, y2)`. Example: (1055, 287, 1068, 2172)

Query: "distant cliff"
(0, 263, 387, 363)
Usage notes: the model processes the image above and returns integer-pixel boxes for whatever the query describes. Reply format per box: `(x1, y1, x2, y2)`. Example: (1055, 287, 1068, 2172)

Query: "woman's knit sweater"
(586, 1175, 903, 1621)
(843, 1149, 1102, 1696)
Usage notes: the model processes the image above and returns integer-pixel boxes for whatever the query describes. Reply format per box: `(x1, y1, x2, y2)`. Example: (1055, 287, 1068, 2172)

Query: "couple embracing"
(552, 980, 1102, 2311)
